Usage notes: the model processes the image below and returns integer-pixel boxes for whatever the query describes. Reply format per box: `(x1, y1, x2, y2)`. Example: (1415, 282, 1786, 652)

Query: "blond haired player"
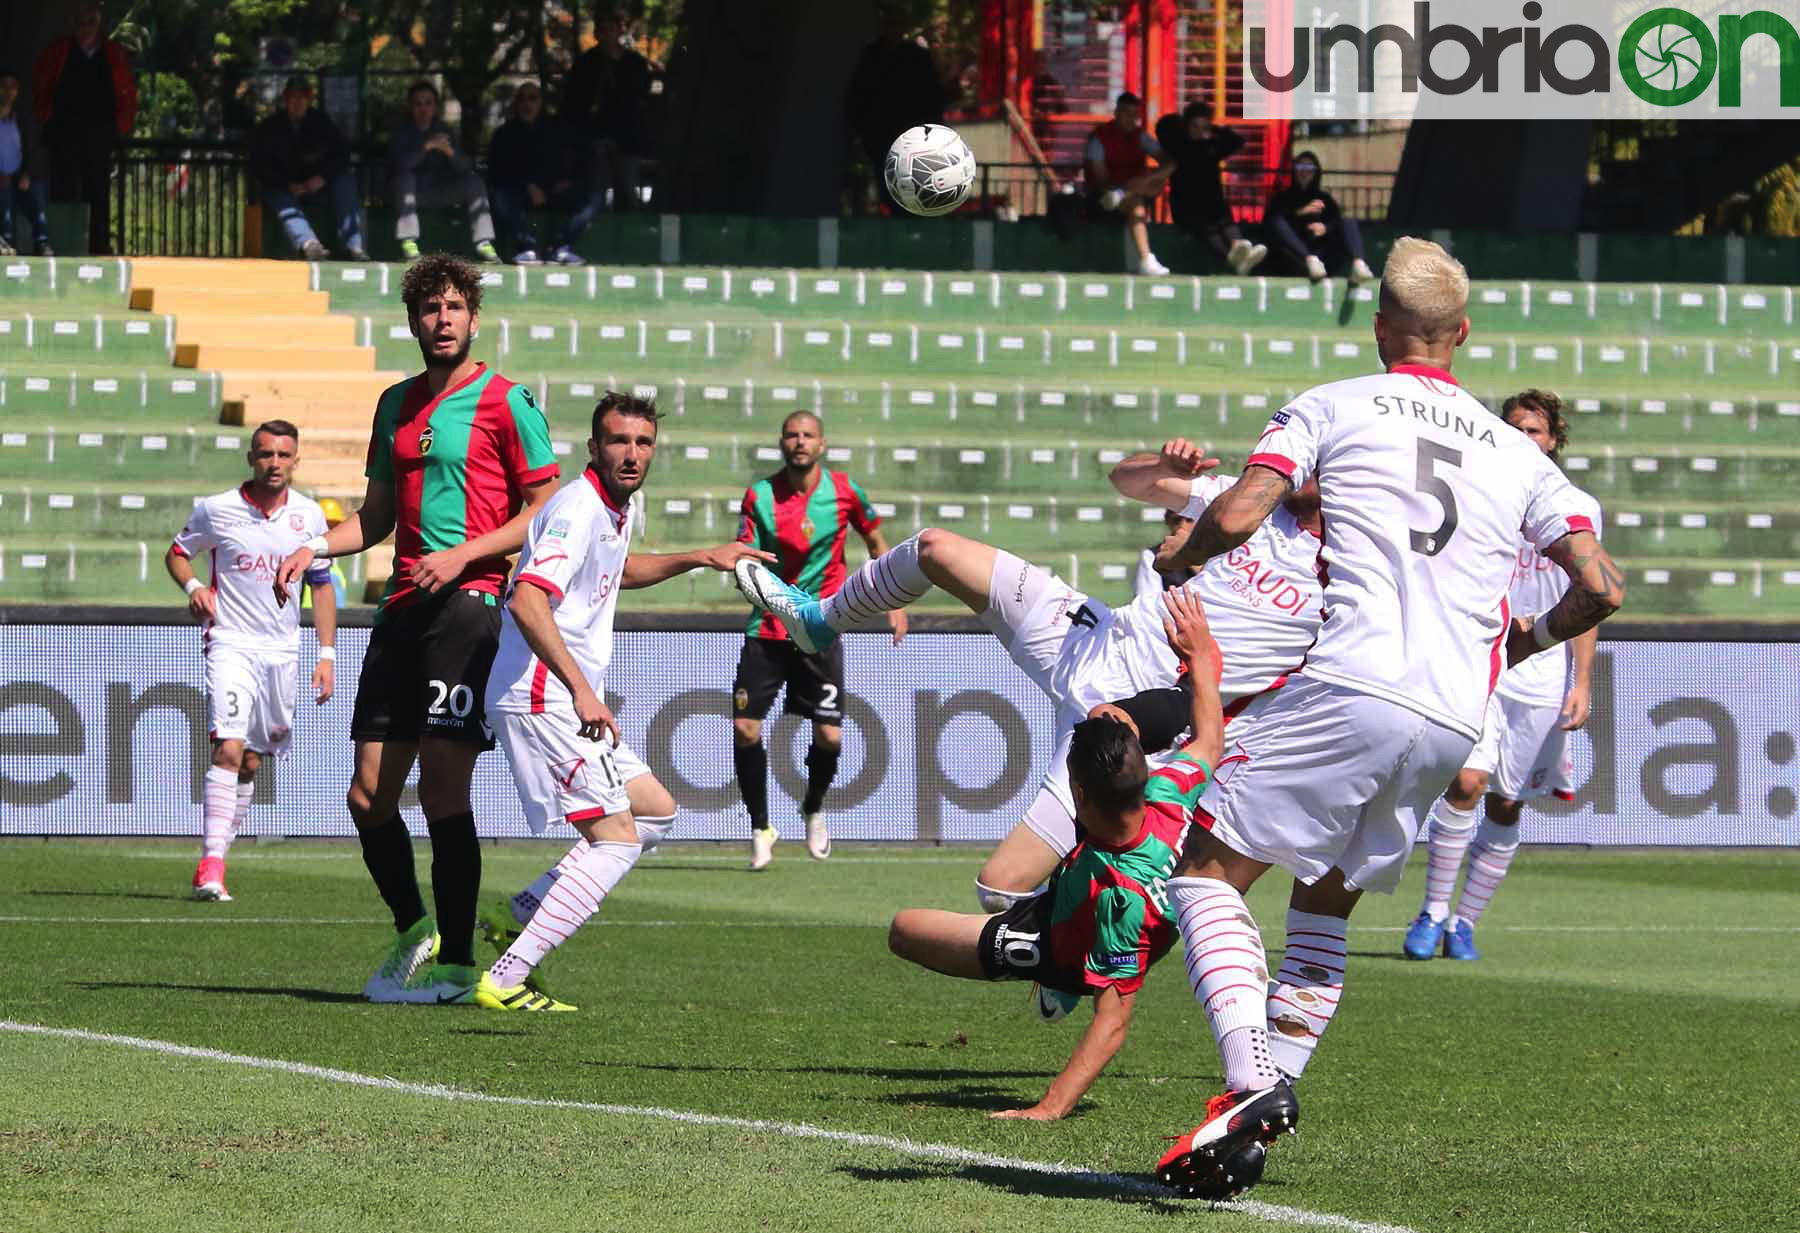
(471, 392, 773, 1010)
(1147, 238, 1625, 1199)
(165, 420, 337, 901)
(1405, 389, 1603, 961)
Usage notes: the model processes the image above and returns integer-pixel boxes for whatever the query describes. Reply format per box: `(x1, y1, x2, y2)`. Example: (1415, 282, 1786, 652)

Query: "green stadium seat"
(0, 256, 132, 305)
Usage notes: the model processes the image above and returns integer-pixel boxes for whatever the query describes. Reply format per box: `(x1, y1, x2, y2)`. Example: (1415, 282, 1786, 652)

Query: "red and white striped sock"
(1421, 798, 1477, 922)
(1266, 910, 1347, 1081)
(1170, 875, 1280, 1092)
(491, 840, 640, 986)
(510, 838, 588, 925)
(201, 767, 237, 861)
(1453, 816, 1521, 929)
(821, 532, 932, 633)
(230, 781, 253, 847)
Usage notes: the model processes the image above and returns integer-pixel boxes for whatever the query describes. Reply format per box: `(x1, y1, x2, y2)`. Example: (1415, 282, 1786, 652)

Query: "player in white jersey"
(728, 435, 1324, 912)
(1405, 390, 1603, 962)
(164, 420, 337, 902)
(457, 391, 772, 1010)
(1146, 238, 1625, 1202)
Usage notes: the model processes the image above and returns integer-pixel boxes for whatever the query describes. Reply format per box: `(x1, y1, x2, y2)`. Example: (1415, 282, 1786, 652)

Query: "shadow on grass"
(1344, 951, 1416, 961)
(876, 1083, 1041, 1113)
(74, 980, 364, 1005)
(27, 889, 191, 903)
(588, 1060, 1056, 1082)
(838, 1163, 1192, 1211)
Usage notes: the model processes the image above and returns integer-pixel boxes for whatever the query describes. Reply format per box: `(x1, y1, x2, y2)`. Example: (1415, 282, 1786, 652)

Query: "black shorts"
(977, 894, 1083, 995)
(351, 588, 502, 748)
(732, 636, 844, 724)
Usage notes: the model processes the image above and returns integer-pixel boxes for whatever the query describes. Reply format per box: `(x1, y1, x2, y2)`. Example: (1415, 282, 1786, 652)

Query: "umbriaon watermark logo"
(1242, 1, 1800, 120)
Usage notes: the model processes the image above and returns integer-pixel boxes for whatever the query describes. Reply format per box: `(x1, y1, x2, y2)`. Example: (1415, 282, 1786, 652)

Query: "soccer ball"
(884, 124, 978, 218)
(1030, 982, 1080, 1023)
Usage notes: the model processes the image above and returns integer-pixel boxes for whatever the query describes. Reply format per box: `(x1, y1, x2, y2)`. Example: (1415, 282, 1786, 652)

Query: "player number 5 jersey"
(487, 469, 637, 715)
(1246, 364, 1596, 741)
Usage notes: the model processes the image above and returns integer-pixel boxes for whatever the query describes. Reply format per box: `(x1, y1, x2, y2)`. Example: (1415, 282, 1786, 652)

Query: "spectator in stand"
(252, 77, 366, 262)
(846, 5, 946, 213)
(1263, 150, 1374, 284)
(1085, 93, 1175, 277)
(565, 6, 656, 211)
(389, 81, 499, 263)
(32, 1, 136, 256)
(487, 82, 597, 266)
(1134, 510, 1198, 601)
(0, 68, 52, 256)
(1153, 101, 1266, 276)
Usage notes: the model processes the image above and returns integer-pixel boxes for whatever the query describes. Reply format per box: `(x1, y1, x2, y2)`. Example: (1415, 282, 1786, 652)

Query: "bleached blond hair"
(1378, 236, 1470, 342)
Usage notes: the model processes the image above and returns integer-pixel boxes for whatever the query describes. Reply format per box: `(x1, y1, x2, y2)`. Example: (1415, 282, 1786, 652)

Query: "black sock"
(802, 743, 841, 815)
(359, 814, 426, 933)
(426, 811, 481, 967)
(734, 741, 769, 832)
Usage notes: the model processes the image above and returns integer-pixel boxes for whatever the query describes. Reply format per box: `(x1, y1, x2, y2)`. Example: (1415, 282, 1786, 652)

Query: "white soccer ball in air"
(1030, 982, 1080, 1023)
(884, 124, 978, 218)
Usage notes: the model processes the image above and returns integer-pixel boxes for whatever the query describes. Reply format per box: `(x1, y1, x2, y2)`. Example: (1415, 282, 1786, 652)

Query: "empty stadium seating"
(1, 251, 1795, 618)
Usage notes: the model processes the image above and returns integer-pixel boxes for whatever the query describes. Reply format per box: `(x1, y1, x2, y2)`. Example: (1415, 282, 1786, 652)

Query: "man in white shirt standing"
(466, 391, 772, 1010)
(165, 420, 337, 902)
(1149, 238, 1626, 1201)
(1405, 389, 1603, 962)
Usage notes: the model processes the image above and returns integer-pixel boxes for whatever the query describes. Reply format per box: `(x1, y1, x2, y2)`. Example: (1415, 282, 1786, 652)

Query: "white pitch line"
(1, 1020, 1416, 1233)
(108, 850, 987, 865)
(4, 914, 1795, 935)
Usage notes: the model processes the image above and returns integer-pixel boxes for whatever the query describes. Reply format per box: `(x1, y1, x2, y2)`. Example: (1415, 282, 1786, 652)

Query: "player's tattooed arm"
(991, 986, 1137, 1121)
(1110, 439, 1220, 513)
(1507, 531, 1625, 666)
(1169, 463, 1291, 569)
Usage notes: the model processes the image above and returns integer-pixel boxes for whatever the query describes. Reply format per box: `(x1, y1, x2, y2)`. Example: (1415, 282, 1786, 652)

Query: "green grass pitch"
(3, 841, 1797, 1233)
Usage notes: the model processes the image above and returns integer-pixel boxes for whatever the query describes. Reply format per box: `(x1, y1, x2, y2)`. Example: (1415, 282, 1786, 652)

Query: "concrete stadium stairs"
(1, 253, 1797, 617)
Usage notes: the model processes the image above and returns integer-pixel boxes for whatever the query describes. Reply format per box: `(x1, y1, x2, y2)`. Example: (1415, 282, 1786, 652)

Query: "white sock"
(201, 767, 237, 861)
(1421, 798, 1477, 922)
(232, 781, 253, 844)
(491, 840, 641, 986)
(635, 813, 675, 855)
(1454, 815, 1522, 929)
(1169, 876, 1280, 1092)
(511, 838, 588, 925)
(821, 532, 932, 633)
(1266, 910, 1347, 1081)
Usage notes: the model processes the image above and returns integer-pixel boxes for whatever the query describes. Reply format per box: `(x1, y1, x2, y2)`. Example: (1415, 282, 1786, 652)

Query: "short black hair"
(1066, 715, 1149, 817)
(1181, 100, 1210, 122)
(781, 409, 821, 432)
(1502, 388, 1569, 459)
(401, 252, 483, 318)
(252, 419, 299, 445)
(407, 79, 438, 103)
(1116, 91, 1142, 109)
(592, 390, 661, 440)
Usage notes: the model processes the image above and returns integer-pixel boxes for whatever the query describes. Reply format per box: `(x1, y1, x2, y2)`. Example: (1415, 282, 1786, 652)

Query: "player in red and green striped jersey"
(887, 588, 1224, 1121)
(275, 252, 559, 1004)
(732, 410, 906, 870)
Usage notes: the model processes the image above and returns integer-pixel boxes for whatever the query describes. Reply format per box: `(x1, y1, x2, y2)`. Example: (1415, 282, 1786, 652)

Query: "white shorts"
(206, 644, 297, 757)
(491, 709, 651, 835)
(1467, 691, 1574, 802)
(1204, 676, 1476, 895)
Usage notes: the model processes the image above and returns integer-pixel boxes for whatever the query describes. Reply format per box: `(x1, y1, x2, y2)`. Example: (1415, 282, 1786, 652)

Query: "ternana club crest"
(418, 425, 435, 455)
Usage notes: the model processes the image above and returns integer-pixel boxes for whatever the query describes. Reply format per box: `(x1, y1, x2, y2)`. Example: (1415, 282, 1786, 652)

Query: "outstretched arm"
(275, 480, 396, 604)
(990, 987, 1137, 1121)
(1506, 530, 1625, 666)
(1109, 439, 1220, 512)
(1162, 589, 1224, 770)
(621, 541, 773, 590)
(1168, 464, 1291, 571)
